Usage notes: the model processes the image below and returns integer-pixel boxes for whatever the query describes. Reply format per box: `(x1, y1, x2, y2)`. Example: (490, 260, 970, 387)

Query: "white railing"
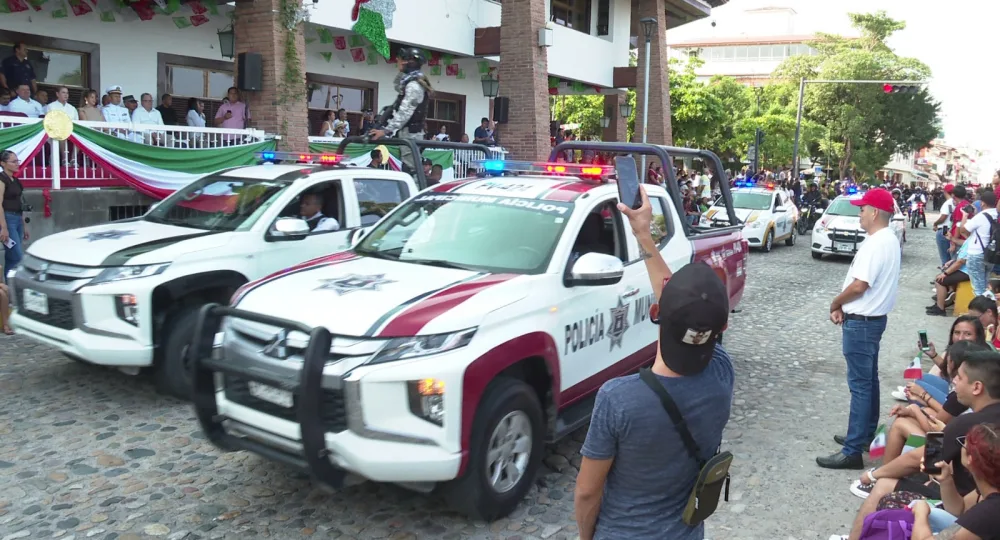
(308, 136, 507, 179)
(0, 116, 269, 187)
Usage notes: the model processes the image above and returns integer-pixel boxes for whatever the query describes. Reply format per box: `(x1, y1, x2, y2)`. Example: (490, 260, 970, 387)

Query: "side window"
(626, 196, 674, 263)
(355, 179, 408, 226)
(569, 199, 627, 265)
(273, 180, 344, 235)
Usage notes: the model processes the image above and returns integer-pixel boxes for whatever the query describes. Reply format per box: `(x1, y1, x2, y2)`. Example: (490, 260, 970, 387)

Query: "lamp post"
(217, 24, 235, 59)
(481, 73, 500, 99)
(639, 16, 657, 172)
(619, 99, 633, 120)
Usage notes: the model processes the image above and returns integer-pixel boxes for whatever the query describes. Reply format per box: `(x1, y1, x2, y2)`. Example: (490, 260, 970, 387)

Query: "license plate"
(835, 242, 856, 252)
(248, 381, 293, 408)
(22, 289, 49, 316)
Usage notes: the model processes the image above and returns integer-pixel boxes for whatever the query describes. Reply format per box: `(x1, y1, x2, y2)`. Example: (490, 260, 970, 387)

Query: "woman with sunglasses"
(0, 149, 28, 284)
(912, 423, 1000, 539)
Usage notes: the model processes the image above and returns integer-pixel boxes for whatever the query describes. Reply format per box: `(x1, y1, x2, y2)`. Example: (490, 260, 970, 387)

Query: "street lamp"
(217, 23, 235, 59)
(481, 74, 500, 98)
(619, 100, 633, 119)
(600, 115, 610, 129)
(639, 16, 657, 171)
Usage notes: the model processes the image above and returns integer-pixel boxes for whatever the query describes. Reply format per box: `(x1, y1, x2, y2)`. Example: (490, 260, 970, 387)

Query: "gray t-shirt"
(580, 343, 735, 540)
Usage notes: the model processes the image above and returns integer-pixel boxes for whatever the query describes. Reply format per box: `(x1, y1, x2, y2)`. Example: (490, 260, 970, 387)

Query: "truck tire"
(441, 376, 545, 521)
(811, 251, 822, 260)
(154, 306, 201, 400)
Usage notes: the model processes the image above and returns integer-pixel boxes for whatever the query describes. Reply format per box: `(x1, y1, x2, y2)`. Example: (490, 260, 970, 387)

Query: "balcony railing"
(0, 115, 269, 189)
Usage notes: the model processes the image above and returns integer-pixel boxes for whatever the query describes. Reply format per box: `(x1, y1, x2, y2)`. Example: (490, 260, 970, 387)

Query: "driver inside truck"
(298, 192, 339, 233)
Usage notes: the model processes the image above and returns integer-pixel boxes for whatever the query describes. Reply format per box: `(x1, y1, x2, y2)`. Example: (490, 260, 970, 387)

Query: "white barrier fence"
(0, 116, 268, 187)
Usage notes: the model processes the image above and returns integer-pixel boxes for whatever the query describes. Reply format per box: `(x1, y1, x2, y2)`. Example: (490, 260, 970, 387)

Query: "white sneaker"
(851, 479, 875, 499)
(891, 389, 908, 402)
(828, 536, 848, 540)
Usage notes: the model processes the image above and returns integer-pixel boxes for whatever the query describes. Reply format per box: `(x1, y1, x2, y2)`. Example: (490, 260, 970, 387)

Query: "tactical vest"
(391, 73, 430, 134)
(305, 214, 322, 231)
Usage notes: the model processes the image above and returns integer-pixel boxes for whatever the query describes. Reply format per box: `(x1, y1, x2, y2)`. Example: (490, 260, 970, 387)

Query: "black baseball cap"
(649, 262, 729, 375)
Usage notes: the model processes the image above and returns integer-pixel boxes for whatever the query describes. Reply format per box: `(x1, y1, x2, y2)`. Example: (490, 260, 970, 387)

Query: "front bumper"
(742, 224, 766, 246)
(191, 305, 462, 488)
(8, 261, 153, 367)
(811, 228, 866, 255)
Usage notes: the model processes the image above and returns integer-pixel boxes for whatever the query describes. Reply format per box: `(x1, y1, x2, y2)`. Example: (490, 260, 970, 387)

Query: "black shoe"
(926, 306, 947, 316)
(817, 452, 865, 470)
(834, 434, 874, 449)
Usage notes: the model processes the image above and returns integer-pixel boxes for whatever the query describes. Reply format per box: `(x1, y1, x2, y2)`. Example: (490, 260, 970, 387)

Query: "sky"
(668, 0, 1000, 163)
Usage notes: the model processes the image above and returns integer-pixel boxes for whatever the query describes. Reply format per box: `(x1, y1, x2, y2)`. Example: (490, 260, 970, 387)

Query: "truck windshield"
(355, 193, 572, 274)
(728, 192, 772, 211)
(144, 175, 289, 232)
(826, 199, 862, 217)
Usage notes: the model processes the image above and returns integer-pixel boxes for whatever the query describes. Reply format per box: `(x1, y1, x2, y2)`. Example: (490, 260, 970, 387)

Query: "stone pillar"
(634, 0, 673, 147)
(233, 0, 309, 151)
(602, 93, 629, 142)
(497, 0, 551, 160)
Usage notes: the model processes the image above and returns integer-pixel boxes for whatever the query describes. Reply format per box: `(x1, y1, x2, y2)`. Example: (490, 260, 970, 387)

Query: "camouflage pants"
(395, 130, 424, 172)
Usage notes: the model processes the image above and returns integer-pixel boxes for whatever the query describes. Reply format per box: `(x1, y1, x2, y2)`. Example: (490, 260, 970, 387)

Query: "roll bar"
(335, 137, 502, 188)
(548, 142, 739, 231)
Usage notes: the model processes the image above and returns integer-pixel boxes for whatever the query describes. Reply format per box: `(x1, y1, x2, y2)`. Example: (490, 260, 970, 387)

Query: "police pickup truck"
(9, 140, 495, 399)
(190, 143, 749, 520)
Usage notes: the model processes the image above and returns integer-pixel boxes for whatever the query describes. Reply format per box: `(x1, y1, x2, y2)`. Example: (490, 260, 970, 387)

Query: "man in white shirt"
(297, 193, 339, 233)
(44, 86, 79, 120)
(933, 184, 957, 267)
(101, 85, 130, 124)
(959, 191, 999, 296)
(7, 83, 43, 117)
(817, 188, 901, 470)
(132, 93, 165, 145)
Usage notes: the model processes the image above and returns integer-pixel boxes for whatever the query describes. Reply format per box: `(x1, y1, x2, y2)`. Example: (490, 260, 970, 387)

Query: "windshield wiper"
(404, 258, 477, 271)
(356, 248, 400, 261)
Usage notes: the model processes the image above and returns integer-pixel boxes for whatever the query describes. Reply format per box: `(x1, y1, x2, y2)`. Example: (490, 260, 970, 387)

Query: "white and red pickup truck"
(189, 143, 748, 520)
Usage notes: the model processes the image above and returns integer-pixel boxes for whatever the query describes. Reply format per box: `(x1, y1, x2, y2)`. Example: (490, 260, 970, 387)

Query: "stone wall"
(21, 189, 156, 247)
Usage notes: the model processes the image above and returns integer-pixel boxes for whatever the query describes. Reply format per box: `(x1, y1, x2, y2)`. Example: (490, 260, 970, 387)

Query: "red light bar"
(766, 182, 775, 190)
(257, 151, 345, 165)
(532, 162, 613, 177)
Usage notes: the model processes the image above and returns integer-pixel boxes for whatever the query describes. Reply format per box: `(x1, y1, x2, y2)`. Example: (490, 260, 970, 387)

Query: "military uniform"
(383, 70, 431, 170)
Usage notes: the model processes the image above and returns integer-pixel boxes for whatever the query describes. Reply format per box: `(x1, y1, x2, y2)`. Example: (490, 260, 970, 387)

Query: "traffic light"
(757, 129, 765, 147)
(883, 84, 920, 94)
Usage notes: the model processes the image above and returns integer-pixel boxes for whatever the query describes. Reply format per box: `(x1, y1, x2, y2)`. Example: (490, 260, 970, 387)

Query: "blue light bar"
(846, 186, 858, 194)
(482, 160, 506, 172)
(261, 151, 276, 160)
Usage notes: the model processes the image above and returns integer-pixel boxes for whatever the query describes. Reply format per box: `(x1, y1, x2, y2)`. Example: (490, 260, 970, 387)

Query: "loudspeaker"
(494, 96, 510, 124)
(550, 120, 560, 137)
(237, 52, 263, 92)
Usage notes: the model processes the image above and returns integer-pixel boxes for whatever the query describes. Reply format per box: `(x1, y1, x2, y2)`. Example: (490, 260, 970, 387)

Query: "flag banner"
(903, 434, 926, 454)
(445, 64, 459, 76)
(366, 47, 378, 65)
(99, 9, 113, 20)
(478, 60, 490, 74)
(350, 47, 366, 62)
(7, 0, 30, 12)
(187, 0, 205, 14)
(172, 15, 189, 28)
(201, 0, 217, 14)
(456, 68, 465, 80)
(904, 355, 923, 379)
(305, 37, 316, 45)
(869, 424, 887, 459)
(316, 27, 333, 44)
(27, 0, 47, 11)
(441, 54, 453, 65)
(51, 1, 67, 17)
(334, 36, 347, 50)
(348, 35, 364, 48)
(320, 51, 332, 62)
(429, 65, 441, 76)
(189, 13, 207, 26)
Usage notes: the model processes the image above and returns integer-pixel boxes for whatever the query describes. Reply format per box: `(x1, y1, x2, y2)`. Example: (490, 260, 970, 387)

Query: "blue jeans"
(935, 229, 951, 267)
(842, 316, 888, 456)
(915, 375, 949, 405)
(967, 252, 988, 296)
(3, 211, 23, 285)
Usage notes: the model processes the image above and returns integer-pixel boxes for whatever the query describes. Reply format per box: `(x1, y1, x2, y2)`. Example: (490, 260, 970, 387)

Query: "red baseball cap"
(944, 184, 955, 194)
(850, 188, 896, 213)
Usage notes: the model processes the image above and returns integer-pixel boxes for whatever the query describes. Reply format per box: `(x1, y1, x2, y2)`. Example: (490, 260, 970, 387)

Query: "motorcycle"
(797, 202, 822, 235)
(910, 202, 926, 229)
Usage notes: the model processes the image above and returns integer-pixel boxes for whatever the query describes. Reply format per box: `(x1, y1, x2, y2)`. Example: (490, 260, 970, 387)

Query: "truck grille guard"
(828, 228, 865, 253)
(189, 303, 346, 488)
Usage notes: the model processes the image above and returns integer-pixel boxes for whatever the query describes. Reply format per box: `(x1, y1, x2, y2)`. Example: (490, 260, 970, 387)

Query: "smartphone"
(614, 155, 642, 210)
(924, 432, 944, 475)
(918, 330, 929, 351)
(2, 237, 14, 249)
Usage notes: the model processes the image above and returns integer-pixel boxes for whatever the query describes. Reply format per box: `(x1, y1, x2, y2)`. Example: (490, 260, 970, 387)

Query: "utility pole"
(790, 79, 927, 181)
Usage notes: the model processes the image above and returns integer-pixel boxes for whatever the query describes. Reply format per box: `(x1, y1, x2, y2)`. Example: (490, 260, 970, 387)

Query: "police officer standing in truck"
(367, 48, 431, 172)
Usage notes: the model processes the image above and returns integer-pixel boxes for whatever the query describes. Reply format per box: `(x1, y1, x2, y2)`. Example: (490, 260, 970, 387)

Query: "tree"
(772, 11, 941, 179)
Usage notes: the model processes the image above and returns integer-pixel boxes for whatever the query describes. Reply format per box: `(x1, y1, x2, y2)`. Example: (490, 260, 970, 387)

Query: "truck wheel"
(441, 377, 545, 521)
(762, 230, 773, 253)
(785, 227, 796, 246)
(811, 251, 822, 260)
(154, 306, 201, 400)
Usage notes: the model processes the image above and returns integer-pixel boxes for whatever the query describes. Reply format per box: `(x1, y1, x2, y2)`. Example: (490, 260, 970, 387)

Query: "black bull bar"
(189, 303, 347, 488)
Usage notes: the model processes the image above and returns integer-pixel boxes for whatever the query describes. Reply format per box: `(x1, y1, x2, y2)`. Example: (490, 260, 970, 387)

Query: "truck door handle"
(621, 287, 640, 298)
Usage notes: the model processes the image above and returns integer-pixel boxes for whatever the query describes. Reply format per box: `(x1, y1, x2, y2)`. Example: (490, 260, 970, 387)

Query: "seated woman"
(928, 238, 971, 316)
(966, 295, 1000, 350)
(918, 315, 987, 389)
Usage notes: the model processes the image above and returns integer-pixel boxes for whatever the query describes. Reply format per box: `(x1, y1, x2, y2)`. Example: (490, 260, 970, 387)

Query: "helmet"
(397, 47, 427, 70)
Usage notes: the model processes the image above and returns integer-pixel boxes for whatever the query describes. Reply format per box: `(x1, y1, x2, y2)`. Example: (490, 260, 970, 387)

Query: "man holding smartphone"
(818, 189, 902, 470)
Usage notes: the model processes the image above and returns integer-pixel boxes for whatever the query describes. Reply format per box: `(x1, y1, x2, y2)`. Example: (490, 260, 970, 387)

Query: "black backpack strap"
(979, 213, 996, 249)
(639, 368, 706, 468)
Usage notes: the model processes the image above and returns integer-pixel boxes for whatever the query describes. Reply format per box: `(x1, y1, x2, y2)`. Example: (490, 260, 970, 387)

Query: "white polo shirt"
(840, 226, 901, 316)
(939, 197, 956, 229)
(964, 208, 998, 256)
(8, 97, 44, 117)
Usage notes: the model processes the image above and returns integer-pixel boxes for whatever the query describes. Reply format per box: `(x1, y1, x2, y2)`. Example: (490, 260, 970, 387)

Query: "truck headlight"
(91, 264, 170, 285)
(369, 328, 477, 365)
(408, 378, 445, 425)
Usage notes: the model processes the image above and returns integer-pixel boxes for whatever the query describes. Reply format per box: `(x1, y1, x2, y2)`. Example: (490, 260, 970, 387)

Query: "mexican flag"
(904, 355, 924, 379)
(869, 424, 887, 459)
(903, 433, 925, 454)
(351, 0, 395, 59)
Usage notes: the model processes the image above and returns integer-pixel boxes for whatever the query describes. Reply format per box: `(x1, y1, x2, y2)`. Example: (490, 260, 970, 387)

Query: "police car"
(190, 159, 749, 521)
(702, 180, 798, 252)
(810, 188, 906, 259)
(8, 152, 419, 398)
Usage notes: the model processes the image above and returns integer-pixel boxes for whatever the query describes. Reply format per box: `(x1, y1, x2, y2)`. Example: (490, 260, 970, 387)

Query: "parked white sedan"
(810, 192, 905, 259)
(703, 185, 798, 252)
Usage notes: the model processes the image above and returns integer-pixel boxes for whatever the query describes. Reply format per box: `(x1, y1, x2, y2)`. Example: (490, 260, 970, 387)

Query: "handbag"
(639, 368, 733, 526)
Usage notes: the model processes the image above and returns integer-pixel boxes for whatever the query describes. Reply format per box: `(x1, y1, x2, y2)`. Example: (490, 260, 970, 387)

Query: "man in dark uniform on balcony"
(0, 42, 37, 95)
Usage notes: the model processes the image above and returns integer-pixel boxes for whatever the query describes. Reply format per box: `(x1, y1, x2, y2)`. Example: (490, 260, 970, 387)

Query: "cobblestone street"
(0, 223, 952, 540)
